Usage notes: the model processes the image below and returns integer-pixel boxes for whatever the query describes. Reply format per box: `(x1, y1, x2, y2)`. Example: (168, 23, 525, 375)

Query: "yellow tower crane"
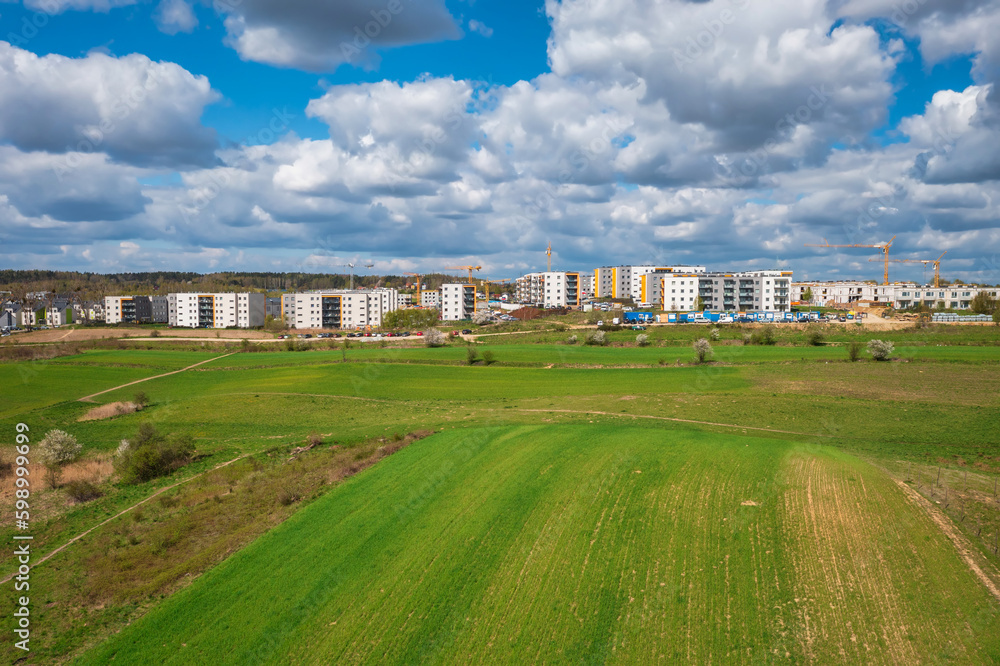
(869, 251, 947, 287)
(403, 272, 422, 305)
(445, 265, 482, 284)
(546, 242, 552, 272)
(805, 236, 896, 285)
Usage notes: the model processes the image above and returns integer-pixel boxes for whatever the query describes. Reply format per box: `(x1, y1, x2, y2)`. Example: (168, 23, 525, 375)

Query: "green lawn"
(74, 425, 1000, 665)
(1, 345, 998, 664)
(204, 343, 1000, 368)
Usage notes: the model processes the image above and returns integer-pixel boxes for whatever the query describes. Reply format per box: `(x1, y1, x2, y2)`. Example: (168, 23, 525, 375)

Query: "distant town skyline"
(1, 0, 999, 284)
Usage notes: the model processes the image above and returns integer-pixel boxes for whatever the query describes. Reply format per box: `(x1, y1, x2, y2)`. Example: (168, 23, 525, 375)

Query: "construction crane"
(338, 262, 374, 290)
(484, 278, 512, 305)
(445, 265, 482, 284)
(869, 251, 947, 287)
(546, 242, 552, 272)
(403, 272, 422, 305)
(805, 236, 896, 285)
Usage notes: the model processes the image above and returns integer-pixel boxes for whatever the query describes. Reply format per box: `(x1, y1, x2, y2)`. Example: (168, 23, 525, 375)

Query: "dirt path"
(894, 479, 1000, 604)
(514, 408, 837, 438)
(77, 353, 236, 403)
(0, 452, 252, 586)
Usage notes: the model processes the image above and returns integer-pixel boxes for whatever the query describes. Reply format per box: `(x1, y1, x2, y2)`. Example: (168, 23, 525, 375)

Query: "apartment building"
(105, 296, 169, 324)
(284, 288, 399, 329)
(594, 265, 707, 301)
(168, 293, 266, 328)
(642, 273, 703, 311)
(514, 272, 582, 308)
(579, 273, 594, 300)
(643, 270, 792, 312)
(440, 284, 476, 321)
(420, 290, 441, 308)
(697, 271, 792, 312)
(793, 282, 1000, 310)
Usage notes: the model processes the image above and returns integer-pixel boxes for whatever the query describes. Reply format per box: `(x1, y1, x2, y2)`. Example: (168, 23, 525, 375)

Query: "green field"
(2, 334, 999, 664)
(75, 425, 1000, 664)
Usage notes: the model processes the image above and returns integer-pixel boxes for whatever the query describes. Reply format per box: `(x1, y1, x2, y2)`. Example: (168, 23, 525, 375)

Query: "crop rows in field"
(75, 425, 1000, 665)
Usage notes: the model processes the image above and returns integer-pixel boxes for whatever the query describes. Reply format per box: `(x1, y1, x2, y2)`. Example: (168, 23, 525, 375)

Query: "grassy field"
(1, 333, 999, 663)
(74, 425, 1000, 665)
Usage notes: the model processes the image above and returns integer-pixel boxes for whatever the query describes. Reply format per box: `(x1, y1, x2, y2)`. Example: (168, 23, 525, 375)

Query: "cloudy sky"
(1, 0, 999, 283)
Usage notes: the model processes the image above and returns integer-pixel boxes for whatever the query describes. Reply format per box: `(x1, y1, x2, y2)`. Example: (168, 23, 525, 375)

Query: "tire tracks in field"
(0, 452, 253, 586)
(893, 479, 1000, 605)
(514, 408, 837, 439)
(77, 353, 237, 403)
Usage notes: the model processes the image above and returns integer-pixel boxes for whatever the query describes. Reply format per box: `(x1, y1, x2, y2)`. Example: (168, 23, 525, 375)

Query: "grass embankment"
(0, 431, 430, 664)
(74, 425, 1000, 665)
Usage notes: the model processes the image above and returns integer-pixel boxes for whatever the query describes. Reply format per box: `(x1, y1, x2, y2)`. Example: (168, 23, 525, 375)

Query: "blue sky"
(1, 0, 999, 282)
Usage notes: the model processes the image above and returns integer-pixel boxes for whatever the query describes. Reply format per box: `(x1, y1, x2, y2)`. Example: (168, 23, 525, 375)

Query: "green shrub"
(566, 335, 578, 345)
(277, 489, 301, 506)
(64, 480, 103, 503)
(481, 350, 497, 365)
(114, 424, 195, 485)
(847, 340, 863, 362)
(585, 331, 607, 346)
(750, 326, 776, 346)
(806, 329, 824, 346)
(466, 347, 480, 365)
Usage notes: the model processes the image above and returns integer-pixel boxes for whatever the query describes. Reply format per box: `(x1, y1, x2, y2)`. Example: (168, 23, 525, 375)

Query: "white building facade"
(168, 293, 266, 328)
(643, 270, 792, 312)
(283, 288, 399, 329)
(515, 272, 582, 308)
(594, 265, 707, 301)
(420, 290, 441, 308)
(441, 284, 476, 321)
(793, 282, 1000, 310)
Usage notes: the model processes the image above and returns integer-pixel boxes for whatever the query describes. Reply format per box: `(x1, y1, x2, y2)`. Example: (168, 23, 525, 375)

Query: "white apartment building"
(642, 273, 703, 310)
(105, 295, 169, 324)
(514, 272, 582, 308)
(644, 270, 793, 312)
(441, 283, 476, 321)
(793, 282, 1000, 310)
(594, 265, 707, 301)
(168, 293, 265, 328)
(284, 288, 399, 329)
(420, 290, 440, 308)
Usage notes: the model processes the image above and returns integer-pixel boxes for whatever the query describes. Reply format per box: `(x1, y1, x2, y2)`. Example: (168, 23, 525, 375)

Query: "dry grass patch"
(78, 401, 141, 421)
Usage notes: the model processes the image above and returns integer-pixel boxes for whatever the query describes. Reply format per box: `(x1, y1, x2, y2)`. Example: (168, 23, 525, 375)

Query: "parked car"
(415, 331, 424, 336)
(401, 331, 411, 337)
(597, 320, 604, 327)
(631, 325, 646, 330)
(461, 329, 472, 334)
